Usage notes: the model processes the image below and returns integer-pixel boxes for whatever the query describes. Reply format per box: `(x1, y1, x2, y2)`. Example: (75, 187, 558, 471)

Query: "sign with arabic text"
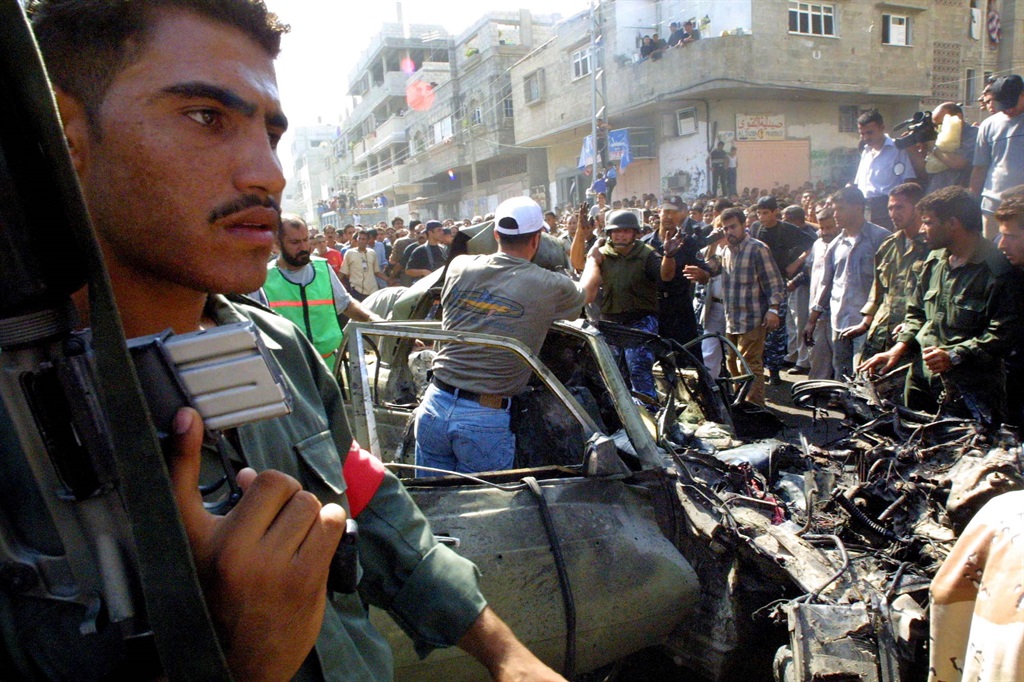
(736, 114, 785, 141)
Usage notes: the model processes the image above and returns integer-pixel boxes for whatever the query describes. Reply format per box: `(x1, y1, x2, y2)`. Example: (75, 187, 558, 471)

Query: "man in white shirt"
(802, 205, 842, 379)
(854, 109, 916, 230)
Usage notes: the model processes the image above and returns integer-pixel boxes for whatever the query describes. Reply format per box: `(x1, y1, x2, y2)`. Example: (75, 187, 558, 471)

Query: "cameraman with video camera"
(854, 109, 917, 230)
(906, 103, 978, 194)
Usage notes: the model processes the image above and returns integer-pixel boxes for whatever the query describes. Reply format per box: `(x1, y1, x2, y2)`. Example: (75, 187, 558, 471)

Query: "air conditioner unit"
(676, 108, 697, 136)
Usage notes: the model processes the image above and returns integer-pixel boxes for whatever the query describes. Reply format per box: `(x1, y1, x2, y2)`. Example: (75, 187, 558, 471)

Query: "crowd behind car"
(308, 74, 1024, 439)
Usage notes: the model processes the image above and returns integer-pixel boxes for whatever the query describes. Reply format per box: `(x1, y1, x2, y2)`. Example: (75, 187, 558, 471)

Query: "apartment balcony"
(348, 24, 449, 94)
(604, 30, 930, 112)
(405, 139, 462, 180)
(369, 115, 408, 155)
(356, 164, 411, 200)
(351, 137, 373, 166)
(346, 72, 410, 131)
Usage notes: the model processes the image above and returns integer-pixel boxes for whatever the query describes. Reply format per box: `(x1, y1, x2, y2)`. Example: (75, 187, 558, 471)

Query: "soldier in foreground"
(11, 1, 563, 679)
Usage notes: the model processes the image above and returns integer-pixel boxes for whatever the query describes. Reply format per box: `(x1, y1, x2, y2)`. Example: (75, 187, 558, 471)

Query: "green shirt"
(896, 238, 1024, 415)
(861, 229, 929, 357)
(0, 295, 487, 681)
(210, 296, 487, 680)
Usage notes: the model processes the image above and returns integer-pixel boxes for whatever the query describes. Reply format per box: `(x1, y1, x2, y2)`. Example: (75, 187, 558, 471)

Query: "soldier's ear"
(54, 88, 91, 175)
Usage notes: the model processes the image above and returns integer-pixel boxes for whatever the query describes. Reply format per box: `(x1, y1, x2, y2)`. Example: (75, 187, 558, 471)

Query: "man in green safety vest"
(263, 214, 380, 369)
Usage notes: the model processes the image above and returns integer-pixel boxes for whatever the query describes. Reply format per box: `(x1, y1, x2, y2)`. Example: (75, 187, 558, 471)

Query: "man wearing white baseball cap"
(415, 196, 602, 475)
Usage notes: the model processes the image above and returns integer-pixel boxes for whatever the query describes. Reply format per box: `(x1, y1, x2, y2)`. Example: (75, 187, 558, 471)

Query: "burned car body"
(338, 315, 1023, 681)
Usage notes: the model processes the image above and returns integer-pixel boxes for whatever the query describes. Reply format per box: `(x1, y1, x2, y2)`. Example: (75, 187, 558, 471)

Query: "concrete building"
(332, 12, 563, 222)
(510, 0, 1024, 207)
(283, 124, 340, 224)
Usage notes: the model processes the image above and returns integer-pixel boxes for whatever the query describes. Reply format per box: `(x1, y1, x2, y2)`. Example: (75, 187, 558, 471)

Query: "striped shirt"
(714, 235, 786, 335)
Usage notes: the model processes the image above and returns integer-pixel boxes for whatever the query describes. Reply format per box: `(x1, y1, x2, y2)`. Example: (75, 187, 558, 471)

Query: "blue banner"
(608, 128, 632, 169)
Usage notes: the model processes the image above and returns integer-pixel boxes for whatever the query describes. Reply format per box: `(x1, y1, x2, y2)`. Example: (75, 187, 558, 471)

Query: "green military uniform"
(0, 294, 486, 681)
(896, 238, 1024, 421)
(861, 230, 929, 358)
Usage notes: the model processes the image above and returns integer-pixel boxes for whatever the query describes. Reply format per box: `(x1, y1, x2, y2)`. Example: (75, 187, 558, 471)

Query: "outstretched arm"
(569, 203, 592, 272)
(458, 607, 566, 682)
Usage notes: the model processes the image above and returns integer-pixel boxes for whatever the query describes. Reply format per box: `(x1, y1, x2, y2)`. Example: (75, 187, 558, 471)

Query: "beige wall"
(660, 98, 908, 191)
(735, 140, 810, 193)
(613, 160, 660, 203)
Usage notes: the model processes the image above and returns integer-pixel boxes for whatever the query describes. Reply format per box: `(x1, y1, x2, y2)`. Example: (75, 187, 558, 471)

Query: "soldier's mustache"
(208, 194, 281, 224)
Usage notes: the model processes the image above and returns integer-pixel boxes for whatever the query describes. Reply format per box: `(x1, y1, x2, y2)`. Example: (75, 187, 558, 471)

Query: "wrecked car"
(337, 309, 1024, 681)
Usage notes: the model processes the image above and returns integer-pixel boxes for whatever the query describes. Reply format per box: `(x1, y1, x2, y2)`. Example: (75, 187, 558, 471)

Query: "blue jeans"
(414, 383, 515, 476)
(610, 314, 658, 402)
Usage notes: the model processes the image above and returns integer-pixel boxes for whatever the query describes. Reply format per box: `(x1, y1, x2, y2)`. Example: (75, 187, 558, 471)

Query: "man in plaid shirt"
(707, 207, 786, 405)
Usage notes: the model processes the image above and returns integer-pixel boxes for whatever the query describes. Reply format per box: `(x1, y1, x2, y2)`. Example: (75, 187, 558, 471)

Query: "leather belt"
(432, 377, 510, 410)
(710, 296, 724, 304)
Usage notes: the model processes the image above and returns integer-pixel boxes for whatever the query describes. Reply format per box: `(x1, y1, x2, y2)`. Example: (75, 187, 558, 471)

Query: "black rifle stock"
(0, 2, 231, 677)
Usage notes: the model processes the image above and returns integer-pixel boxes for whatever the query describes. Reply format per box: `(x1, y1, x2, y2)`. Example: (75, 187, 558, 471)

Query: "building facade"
(283, 124, 339, 223)
(327, 12, 563, 223)
(511, 0, 1023, 208)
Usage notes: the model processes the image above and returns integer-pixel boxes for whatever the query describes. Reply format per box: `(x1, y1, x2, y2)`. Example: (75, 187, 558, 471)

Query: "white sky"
(264, 0, 590, 157)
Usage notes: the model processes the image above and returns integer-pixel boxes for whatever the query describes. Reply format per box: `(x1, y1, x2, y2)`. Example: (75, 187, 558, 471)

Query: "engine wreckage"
(339, 254, 1022, 681)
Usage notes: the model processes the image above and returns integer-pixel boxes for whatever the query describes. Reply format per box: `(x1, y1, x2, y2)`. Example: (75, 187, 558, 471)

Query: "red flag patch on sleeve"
(342, 440, 386, 518)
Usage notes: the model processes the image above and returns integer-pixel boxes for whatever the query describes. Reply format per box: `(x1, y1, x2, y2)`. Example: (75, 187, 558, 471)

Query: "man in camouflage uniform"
(860, 187, 1023, 423)
(844, 183, 930, 361)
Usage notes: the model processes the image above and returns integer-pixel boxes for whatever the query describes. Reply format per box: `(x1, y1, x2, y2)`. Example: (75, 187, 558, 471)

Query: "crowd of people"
(638, 18, 701, 61)
(293, 82, 1024, 429)
(6, 0, 1022, 677)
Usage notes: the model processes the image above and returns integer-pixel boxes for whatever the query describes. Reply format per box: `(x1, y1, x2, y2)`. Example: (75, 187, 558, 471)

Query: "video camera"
(892, 111, 938, 150)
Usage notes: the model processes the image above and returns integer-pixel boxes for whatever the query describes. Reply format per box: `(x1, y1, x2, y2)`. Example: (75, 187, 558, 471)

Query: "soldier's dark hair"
(831, 185, 866, 207)
(28, 0, 288, 137)
(889, 182, 925, 205)
(495, 231, 537, 247)
(917, 186, 983, 233)
(993, 187, 1024, 229)
(857, 109, 883, 127)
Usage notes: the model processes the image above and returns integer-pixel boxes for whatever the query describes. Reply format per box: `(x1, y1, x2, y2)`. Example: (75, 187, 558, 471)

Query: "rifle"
(0, 3, 248, 677)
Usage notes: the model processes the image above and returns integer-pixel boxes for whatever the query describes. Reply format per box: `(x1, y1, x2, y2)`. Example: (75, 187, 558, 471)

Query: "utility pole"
(588, 0, 607, 188)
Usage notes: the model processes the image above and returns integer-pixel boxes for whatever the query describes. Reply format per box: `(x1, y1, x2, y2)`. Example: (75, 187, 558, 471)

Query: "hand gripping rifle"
(0, 3, 246, 677)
